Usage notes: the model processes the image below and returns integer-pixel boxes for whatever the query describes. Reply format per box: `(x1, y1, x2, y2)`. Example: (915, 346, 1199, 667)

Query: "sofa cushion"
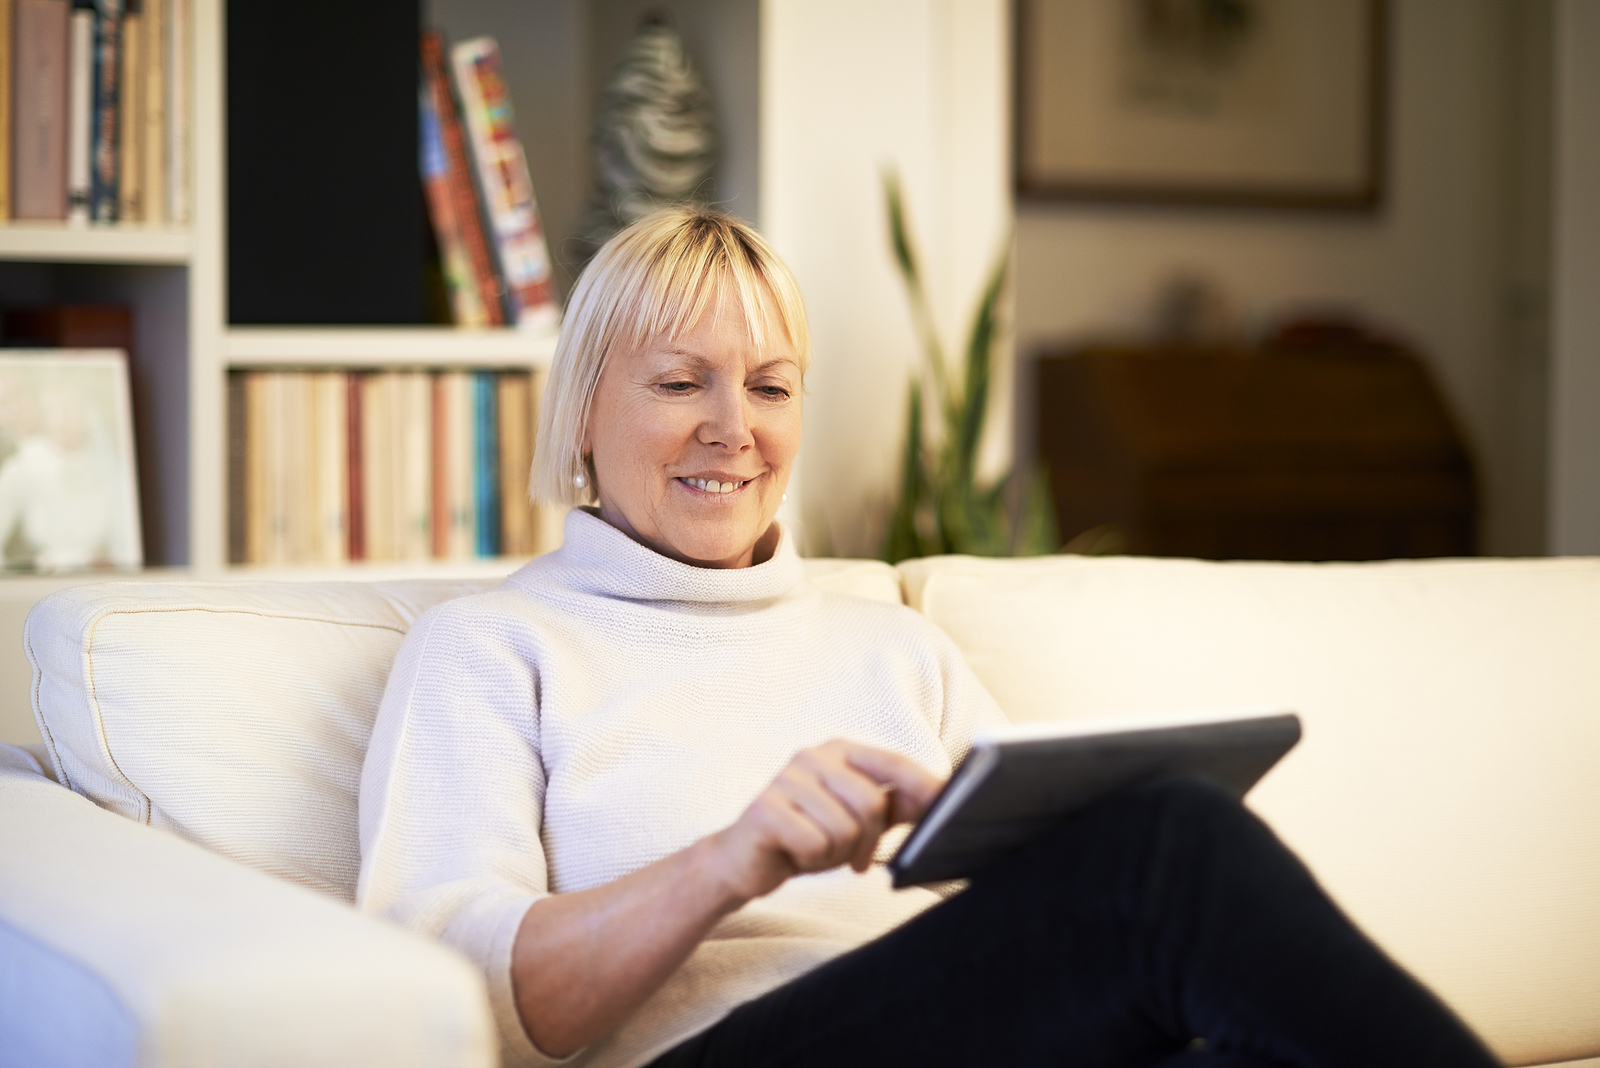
(898, 553, 1600, 1067)
(24, 559, 902, 905)
(26, 579, 496, 902)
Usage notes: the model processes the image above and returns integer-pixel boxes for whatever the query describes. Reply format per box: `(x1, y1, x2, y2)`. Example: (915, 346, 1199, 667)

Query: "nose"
(698, 380, 755, 451)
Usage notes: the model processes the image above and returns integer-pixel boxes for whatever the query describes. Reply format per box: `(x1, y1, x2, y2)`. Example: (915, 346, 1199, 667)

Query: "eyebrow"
(655, 349, 798, 373)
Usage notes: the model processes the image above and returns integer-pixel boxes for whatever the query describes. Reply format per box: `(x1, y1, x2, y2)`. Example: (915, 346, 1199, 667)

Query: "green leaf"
(879, 169, 1049, 563)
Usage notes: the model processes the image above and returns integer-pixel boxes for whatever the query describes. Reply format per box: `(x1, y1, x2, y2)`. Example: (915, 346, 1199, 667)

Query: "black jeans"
(646, 775, 1499, 1068)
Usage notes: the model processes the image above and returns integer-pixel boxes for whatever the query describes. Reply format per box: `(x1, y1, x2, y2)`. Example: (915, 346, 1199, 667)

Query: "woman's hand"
(512, 741, 942, 1057)
(706, 740, 945, 902)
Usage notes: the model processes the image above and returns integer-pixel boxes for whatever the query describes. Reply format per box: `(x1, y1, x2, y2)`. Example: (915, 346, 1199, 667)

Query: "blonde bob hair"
(530, 205, 810, 507)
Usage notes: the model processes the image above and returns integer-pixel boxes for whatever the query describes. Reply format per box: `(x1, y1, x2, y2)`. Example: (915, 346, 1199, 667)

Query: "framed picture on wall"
(1015, 0, 1387, 209)
(0, 351, 144, 572)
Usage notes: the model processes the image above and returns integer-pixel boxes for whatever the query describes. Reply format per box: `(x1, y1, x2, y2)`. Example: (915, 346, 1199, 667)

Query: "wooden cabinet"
(1036, 342, 1477, 561)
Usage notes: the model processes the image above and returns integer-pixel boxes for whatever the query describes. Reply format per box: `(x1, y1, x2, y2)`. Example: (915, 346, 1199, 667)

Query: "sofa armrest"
(0, 758, 495, 1068)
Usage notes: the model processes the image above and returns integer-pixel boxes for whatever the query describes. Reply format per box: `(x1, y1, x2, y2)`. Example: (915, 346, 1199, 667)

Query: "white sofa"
(1, 554, 1597, 1067)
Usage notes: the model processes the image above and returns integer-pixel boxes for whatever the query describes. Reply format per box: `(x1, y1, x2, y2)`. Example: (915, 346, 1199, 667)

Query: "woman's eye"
(660, 381, 696, 393)
(754, 385, 791, 400)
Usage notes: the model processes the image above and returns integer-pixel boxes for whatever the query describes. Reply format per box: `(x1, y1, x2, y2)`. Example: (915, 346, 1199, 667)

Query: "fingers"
(723, 741, 948, 896)
(767, 742, 943, 872)
(828, 742, 946, 824)
(791, 746, 894, 872)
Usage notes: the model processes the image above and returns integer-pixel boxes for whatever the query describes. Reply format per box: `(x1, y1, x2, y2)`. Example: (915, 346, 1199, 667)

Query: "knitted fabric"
(357, 509, 1007, 1068)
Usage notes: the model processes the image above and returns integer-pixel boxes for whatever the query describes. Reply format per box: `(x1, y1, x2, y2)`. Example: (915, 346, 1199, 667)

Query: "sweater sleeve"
(357, 599, 571, 1067)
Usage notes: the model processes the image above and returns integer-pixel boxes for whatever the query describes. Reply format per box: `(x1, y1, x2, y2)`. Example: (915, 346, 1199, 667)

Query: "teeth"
(685, 478, 743, 494)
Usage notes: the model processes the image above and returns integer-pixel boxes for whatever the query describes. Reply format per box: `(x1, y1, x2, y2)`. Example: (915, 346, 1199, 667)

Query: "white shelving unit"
(225, 326, 558, 369)
(0, 225, 193, 263)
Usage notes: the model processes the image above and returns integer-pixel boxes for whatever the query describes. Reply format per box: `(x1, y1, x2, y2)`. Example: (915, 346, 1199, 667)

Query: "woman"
(358, 208, 1497, 1068)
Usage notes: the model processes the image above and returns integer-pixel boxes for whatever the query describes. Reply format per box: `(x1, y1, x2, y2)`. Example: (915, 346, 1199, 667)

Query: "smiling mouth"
(678, 477, 753, 495)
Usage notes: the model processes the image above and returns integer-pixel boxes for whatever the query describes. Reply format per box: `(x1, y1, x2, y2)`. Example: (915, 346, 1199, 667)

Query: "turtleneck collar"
(517, 507, 806, 606)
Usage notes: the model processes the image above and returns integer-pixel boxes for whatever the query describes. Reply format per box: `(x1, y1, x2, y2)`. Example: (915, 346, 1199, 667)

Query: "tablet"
(889, 707, 1301, 888)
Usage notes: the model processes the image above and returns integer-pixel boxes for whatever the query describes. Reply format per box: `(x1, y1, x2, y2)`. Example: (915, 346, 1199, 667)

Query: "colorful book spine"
(140, 0, 164, 224)
(344, 372, 364, 560)
(280, 372, 316, 563)
(473, 372, 500, 557)
(244, 371, 271, 563)
(66, 1, 92, 220)
(361, 373, 397, 562)
(117, 0, 142, 220)
(12, 0, 70, 219)
(419, 81, 490, 327)
(421, 31, 503, 327)
(497, 372, 535, 555)
(441, 370, 476, 558)
(396, 371, 434, 560)
(227, 372, 248, 563)
(164, 0, 186, 222)
(430, 374, 448, 557)
(312, 371, 348, 563)
(450, 36, 559, 331)
(89, 0, 123, 222)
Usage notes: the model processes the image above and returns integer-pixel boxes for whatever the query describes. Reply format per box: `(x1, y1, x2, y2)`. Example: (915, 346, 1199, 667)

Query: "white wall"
(1548, 0, 1600, 554)
(762, 0, 1010, 556)
(1013, 0, 1547, 556)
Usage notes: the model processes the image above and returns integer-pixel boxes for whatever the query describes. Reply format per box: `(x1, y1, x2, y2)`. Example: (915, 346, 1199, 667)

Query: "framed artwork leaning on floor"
(1016, 0, 1387, 209)
(0, 351, 143, 572)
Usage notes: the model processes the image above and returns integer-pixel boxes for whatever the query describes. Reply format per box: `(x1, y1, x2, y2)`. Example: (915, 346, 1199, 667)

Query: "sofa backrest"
(25, 560, 902, 904)
(899, 552, 1600, 1067)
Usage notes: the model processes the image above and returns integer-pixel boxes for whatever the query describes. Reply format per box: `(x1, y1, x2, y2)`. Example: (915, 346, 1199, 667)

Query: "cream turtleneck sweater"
(357, 509, 1007, 1068)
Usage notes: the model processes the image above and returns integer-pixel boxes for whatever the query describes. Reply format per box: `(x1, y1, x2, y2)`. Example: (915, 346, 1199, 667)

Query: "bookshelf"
(0, 0, 574, 578)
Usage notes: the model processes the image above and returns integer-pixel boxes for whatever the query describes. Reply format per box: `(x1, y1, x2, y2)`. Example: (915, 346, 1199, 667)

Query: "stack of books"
(3, 0, 190, 224)
(227, 369, 549, 566)
(421, 30, 557, 331)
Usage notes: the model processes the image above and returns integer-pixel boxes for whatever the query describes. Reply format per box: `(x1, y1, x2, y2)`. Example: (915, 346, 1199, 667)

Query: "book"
(497, 371, 536, 555)
(139, 0, 163, 224)
(66, 1, 92, 221)
(888, 709, 1302, 888)
(243, 371, 272, 563)
(227, 371, 247, 563)
(117, 0, 141, 221)
(436, 370, 475, 559)
(395, 371, 433, 560)
(421, 30, 503, 328)
(310, 371, 347, 564)
(473, 371, 499, 556)
(163, 0, 185, 222)
(12, 0, 70, 219)
(279, 371, 315, 563)
(430, 372, 447, 557)
(89, 0, 123, 222)
(419, 78, 490, 327)
(344, 372, 364, 560)
(360, 373, 397, 562)
(0, 0, 12, 219)
(450, 36, 558, 331)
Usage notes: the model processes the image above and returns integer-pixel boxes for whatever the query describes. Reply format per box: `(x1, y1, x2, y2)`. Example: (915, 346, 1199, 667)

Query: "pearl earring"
(781, 493, 787, 503)
(574, 471, 588, 489)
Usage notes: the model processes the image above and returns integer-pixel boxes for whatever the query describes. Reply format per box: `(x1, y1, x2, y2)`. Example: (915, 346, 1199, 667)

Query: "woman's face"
(583, 291, 802, 569)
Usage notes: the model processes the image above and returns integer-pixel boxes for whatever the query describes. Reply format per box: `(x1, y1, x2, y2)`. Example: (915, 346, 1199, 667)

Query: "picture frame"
(1015, 0, 1387, 209)
(0, 351, 144, 572)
